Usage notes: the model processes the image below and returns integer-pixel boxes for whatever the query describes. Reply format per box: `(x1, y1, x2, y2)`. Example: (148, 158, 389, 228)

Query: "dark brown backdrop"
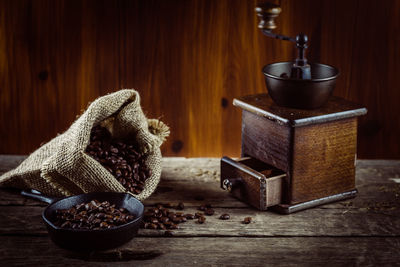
(0, 0, 399, 158)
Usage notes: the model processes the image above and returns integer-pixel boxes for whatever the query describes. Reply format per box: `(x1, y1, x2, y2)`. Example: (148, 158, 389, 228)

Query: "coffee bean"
(204, 208, 214, 216)
(198, 205, 206, 211)
(176, 202, 185, 210)
(243, 217, 252, 224)
(185, 214, 195, 220)
(195, 212, 203, 218)
(160, 217, 169, 224)
(172, 217, 181, 223)
(197, 216, 206, 224)
(219, 214, 230, 220)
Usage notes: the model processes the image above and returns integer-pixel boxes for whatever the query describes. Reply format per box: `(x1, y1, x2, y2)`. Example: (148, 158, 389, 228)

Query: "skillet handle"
(21, 189, 59, 204)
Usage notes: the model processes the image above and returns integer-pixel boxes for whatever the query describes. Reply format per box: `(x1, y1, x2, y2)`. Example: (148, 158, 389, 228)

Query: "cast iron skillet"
(21, 190, 144, 251)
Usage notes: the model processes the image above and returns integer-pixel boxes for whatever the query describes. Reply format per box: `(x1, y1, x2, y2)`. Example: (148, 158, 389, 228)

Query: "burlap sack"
(0, 89, 169, 200)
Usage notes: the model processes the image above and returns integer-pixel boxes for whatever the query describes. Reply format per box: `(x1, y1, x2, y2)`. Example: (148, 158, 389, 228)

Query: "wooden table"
(1, 155, 400, 266)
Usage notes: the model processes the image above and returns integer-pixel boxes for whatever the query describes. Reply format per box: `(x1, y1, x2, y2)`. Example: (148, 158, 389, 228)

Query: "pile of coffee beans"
(141, 202, 253, 236)
(141, 202, 207, 233)
(86, 125, 151, 195)
(53, 200, 135, 230)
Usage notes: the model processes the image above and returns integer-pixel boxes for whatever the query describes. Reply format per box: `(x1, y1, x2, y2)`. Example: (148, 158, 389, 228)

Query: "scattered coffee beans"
(219, 214, 230, 220)
(243, 217, 252, 224)
(198, 203, 212, 211)
(142, 203, 187, 230)
(142, 202, 252, 235)
(53, 199, 134, 230)
(86, 125, 151, 195)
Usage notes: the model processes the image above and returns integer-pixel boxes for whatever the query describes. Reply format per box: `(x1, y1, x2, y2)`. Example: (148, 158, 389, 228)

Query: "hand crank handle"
(255, 2, 311, 79)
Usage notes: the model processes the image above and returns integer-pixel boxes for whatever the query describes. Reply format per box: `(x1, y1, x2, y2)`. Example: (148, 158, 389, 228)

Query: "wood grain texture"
(241, 110, 291, 172)
(1, 156, 399, 237)
(291, 118, 358, 203)
(2, 237, 400, 266)
(0, 0, 399, 159)
(0, 156, 400, 265)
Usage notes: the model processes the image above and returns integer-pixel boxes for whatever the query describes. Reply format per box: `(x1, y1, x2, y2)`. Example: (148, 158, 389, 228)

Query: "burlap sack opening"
(0, 89, 169, 200)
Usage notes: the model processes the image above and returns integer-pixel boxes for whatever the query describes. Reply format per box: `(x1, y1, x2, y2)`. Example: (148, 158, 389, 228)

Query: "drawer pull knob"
(222, 178, 242, 192)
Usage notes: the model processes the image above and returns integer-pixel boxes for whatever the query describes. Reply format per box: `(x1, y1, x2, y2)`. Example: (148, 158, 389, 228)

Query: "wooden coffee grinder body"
(221, 93, 367, 213)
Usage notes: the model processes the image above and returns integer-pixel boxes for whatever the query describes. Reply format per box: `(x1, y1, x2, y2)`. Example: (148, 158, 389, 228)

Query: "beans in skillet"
(53, 199, 135, 230)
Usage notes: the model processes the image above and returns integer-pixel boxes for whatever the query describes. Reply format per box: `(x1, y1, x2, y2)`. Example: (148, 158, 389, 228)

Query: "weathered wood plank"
(1, 156, 400, 265)
(1, 179, 399, 211)
(1, 205, 399, 237)
(2, 236, 400, 266)
(1, 156, 400, 209)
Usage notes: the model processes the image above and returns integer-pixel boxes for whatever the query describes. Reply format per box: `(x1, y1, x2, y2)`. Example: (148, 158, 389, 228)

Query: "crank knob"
(255, 2, 282, 31)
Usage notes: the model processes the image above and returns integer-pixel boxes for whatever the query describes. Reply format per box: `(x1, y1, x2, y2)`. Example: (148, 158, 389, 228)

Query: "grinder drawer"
(220, 156, 286, 210)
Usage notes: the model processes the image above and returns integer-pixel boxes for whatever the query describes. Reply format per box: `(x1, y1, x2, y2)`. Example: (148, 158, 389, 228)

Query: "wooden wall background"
(0, 0, 399, 159)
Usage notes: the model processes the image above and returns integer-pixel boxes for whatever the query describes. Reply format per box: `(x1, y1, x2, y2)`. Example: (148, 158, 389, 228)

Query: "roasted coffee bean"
(198, 204, 206, 211)
(204, 208, 214, 216)
(164, 230, 174, 237)
(86, 126, 151, 195)
(195, 212, 203, 218)
(185, 214, 195, 220)
(160, 217, 169, 224)
(53, 199, 134, 230)
(176, 202, 185, 210)
(172, 217, 181, 224)
(219, 214, 230, 220)
(243, 217, 252, 224)
(197, 216, 206, 224)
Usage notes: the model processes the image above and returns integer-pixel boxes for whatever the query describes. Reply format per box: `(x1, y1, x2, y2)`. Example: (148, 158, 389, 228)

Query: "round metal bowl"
(262, 62, 339, 109)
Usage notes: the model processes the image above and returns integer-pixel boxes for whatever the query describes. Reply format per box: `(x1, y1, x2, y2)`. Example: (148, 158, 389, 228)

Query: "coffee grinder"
(220, 3, 367, 214)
